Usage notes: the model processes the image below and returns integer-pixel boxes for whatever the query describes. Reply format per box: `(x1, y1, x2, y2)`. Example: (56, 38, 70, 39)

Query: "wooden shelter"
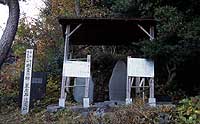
(58, 17, 157, 107)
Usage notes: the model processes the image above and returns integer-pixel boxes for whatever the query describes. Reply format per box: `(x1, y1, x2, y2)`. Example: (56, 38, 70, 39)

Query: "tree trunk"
(75, 0, 80, 16)
(0, 0, 20, 68)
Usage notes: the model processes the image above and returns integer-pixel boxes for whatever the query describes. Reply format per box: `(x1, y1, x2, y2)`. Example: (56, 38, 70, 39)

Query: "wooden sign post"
(59, 55, 91, 108)
(127, 57, 156, 106)
(21, 49, 33, 114)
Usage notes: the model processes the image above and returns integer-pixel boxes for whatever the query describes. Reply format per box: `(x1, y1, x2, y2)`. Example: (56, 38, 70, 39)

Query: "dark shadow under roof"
(59, 17, 157, 45)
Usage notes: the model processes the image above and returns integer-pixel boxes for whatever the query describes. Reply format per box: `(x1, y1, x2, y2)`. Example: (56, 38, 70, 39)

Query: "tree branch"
(166, 63, 177, 85)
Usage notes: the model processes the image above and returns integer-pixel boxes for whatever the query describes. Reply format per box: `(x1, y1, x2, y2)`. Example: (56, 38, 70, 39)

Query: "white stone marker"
(21, 49, 34, 114)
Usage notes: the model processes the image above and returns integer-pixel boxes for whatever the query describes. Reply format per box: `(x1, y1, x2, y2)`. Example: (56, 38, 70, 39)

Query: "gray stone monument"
(73, 77, 94, 103)
(109, 61, 127, 101)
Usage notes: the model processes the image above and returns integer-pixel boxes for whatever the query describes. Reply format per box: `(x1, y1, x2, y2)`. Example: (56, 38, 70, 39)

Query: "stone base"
(47, 104, 62, 113)
(59, 98, 65, 107)
(148, 98, 156, 107)
(83, 98, 90, 108)
(125, 98, 132, 105)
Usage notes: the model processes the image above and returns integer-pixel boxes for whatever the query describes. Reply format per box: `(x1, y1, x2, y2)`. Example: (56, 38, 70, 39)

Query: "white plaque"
(127, 58, 154, 77)
(21, 49, 33, 114)
(63, 61, 90, 78)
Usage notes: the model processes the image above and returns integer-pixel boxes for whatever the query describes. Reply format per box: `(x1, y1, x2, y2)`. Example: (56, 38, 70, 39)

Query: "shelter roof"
(59, 17, 157, 45)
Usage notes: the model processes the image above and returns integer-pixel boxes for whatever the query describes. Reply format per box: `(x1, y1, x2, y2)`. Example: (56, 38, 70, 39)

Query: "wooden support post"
(142, 78, 145, 102)
(126, 76, 128, 100)
(131, 77, 134, 87)
(149, 78, 154, 98)
(83, 55, 91, 108)
(126, 76, 132, 104)
(126, 56, 130, 101)
(65, 53, 72, 92)
(150, 26, 155, 41)
(148, 78, 156, 106)
(135, 77, 140, 97)
(126, 56, 132, 104)
(59, 25, 70, 107)
(149, 26, 156, 106)
(138, 24, 154, 40)
(84, 55, 91, 98)
(84, 78, 90, 97)
(128, 77, 131, 99)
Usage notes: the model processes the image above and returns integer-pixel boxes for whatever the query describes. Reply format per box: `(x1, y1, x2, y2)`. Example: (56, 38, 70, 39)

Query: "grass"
(0, 98, 177, 124)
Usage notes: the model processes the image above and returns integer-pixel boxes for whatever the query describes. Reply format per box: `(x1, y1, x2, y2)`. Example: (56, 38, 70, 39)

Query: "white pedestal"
(125, 98, 133, 105)
(148, 98, 156, 107)
(83, 98, 90, 108)
(59, 98, 65, 107)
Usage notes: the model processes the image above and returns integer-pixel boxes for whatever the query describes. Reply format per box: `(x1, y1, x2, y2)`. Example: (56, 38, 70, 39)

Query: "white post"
(21, 49, 34, 114)
(59, 25, 70, 107)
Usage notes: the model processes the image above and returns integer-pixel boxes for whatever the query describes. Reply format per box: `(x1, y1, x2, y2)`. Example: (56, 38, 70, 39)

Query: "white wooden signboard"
(21, 49, 33, 114)
(127, 58, 154, 77)
(63, 61, 90, 78)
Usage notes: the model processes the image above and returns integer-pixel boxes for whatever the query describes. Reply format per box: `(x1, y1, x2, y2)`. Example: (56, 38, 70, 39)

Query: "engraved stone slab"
(109, 61, 127, 101)
(73, 77, 94, 103)
(19, 72, 47, 108)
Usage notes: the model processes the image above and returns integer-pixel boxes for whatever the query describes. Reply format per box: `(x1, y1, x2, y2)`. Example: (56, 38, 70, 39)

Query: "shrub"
(177, 96, 200, 124)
